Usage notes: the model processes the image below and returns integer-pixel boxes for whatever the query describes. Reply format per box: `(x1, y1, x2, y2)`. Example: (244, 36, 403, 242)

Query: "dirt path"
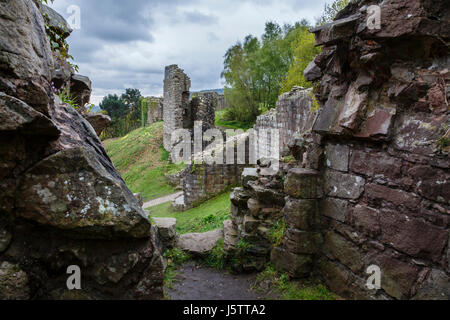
(167, 262, 264, 300)
(143, 192, 183, 209)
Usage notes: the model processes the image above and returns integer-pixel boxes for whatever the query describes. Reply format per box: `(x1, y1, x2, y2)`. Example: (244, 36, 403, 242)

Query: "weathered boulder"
(16, 147, 151, 239)
(84, 113, 111, 136)
(70, 74, 92, 107)
(152, 217, 177, 249)
(0, 0, 165, 300)
(0, 92, 59, 137)
(176, 229, 223, 256)
(0, 0, 54, 113)
(39, 4, 73, 38)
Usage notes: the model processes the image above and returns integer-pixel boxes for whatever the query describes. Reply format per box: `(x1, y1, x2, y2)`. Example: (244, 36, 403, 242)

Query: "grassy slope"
(103, 122, 184, 201)
(148, 192, 231, 234)
(215, 109, 254, 131)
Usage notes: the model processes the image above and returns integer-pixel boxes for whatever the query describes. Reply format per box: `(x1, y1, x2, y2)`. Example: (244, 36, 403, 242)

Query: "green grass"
(103, 122, 185, 201)
(268, 218, 287, 247)
(163, 248, 191, 290)
(254, 265, 338, 300)
(215, 109, 254, 131)
(148, 192, 231, 234)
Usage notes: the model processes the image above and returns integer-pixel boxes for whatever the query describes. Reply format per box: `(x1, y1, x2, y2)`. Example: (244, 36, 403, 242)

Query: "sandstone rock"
(16, 147, 152, 239)
(243, 215, 260, 234)
(323, 231, 364, 273)
(304, 60, 322, 82)
(230, 188, 250, 208)
(283, 198, 319, 230)
(284, 168, 320, 199)
(70, 74, 92, 107)
(379, 210, 449, 262)
(375, 253, 419, 300)
(39, 4, 73, 38)
(84, 113, 111, 136)
(348, 205, 380, 237)
(223, 220, 238, 252)
(338, 82, 368, 131)
(242, 168, 258, 189)
(0, 0, 53, 112)
(0, 262, 30, 300)
(350, 150, 402, 181)
(176, 229, 223, 256)
(247, 198, 261, 217)
(324, 170, 365, 200)
(413, 269, 450, 300)
(0, 0, 165, 300)
(0, 92, 59, 137)
(284, 229, 322, 255)
(365, 184, 421, 211)
(270, 247, 313, 278)
(320, 198, 348, 223)
(310, 14, 360, 46)
(325, 144, 349, 172)
(152, 218, 177, 249)
(408, 166, 450, 205)
(248, 182, 286, 206)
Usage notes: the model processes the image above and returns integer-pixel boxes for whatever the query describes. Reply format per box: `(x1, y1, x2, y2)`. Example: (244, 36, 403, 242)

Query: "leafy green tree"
(99, 94, 127, 120)
(280, 27, 321, 93)
(316, 0, 350, 26)
(222, 21, 307, 123)
(121, 88, 142, 120)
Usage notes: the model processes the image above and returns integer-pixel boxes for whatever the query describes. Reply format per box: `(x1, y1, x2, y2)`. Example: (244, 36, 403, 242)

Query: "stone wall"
(226, 0, 449, 300)
(216, 93, 228, 110)
(309, 0, 449, 300)
(147, 97, 163, 125)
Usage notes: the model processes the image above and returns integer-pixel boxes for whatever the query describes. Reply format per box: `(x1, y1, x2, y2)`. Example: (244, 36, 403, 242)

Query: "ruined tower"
(163, 65, 191, 151)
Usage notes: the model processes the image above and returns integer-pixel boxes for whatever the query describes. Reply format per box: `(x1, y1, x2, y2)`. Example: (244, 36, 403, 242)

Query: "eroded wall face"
(309, 0, 449, 300)
(227, 0, 449, 299)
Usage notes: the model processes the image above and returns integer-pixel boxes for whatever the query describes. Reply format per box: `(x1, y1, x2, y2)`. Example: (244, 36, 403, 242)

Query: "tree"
(222, 21, 307, 123)
(316, 0, 350, 26)
(280, 26, 321, 93)
(121, 88, 142, 120)
(99, 94, 127, 120)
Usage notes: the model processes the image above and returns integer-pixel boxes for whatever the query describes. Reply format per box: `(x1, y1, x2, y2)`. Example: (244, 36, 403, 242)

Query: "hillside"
(103, 122, 185, 201)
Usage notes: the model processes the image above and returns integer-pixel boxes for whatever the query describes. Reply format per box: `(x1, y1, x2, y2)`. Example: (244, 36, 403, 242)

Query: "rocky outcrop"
(0, 0, 164, 300)
(84, 113, 111, 136)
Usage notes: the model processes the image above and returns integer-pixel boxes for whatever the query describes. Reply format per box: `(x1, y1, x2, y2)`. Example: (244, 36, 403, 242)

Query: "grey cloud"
(183, 10, 217, 25)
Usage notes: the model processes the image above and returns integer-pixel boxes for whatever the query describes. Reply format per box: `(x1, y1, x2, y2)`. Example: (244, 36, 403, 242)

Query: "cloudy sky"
(49, 0, 329, 105)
